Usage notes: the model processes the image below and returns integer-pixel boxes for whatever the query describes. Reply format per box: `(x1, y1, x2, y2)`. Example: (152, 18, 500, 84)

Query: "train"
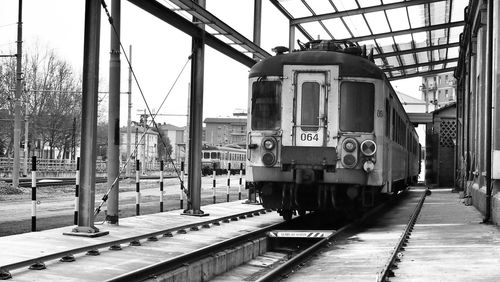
(246, 39, 421, 220)
(201, 144, 246, 175)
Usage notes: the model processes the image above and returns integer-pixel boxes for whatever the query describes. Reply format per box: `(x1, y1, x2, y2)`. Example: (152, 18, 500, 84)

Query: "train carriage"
(246, 40, 420, 220)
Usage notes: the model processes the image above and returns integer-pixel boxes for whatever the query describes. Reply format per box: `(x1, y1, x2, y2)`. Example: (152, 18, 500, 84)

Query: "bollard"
(180, 161, 184, 209)
(74, 157, 80, 225)
(212, 162, 217, 204)
(159, 160, 164, 212)
(226, 163, 231, 202)
(136, 160, 140, 216)
(31, 156, 37, 232)
(239, 163, 243, 200)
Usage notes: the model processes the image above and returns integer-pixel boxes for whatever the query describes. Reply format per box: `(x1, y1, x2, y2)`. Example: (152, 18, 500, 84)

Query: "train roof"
(249, 51, 385, 79)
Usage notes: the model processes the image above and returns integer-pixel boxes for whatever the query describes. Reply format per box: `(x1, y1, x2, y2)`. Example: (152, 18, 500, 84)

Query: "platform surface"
(285, 188, 500, 281)
(0, 200, 280, 281)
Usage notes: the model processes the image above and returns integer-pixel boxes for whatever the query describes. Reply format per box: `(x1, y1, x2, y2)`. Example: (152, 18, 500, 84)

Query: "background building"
(156, 123, 185, 163)
(203, 110, 247, 147)
(420, 71, 457, 112)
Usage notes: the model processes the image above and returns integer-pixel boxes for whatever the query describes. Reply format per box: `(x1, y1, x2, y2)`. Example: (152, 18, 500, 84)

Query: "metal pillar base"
(181, 209, 209, 217)
(63, 226, 109, 237)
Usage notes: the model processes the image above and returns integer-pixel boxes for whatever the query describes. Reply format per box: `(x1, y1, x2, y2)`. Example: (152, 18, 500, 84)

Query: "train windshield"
(251, 80, 281, 130)
(339, 82, 374, 132)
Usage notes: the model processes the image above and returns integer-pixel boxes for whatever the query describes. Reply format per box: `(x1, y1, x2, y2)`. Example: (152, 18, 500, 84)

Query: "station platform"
(0, 200, 281, 281)
(285, 188, 500, 281)
(393, 189, 500, 281)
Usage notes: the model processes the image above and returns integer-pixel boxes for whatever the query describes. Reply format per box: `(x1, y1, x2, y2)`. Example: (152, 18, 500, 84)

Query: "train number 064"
(300, 133, 319, 141)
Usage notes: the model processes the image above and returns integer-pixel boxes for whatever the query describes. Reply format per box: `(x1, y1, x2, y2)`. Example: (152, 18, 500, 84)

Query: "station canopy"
(139, 0, 468, 81)
(271, 0, 468, 80)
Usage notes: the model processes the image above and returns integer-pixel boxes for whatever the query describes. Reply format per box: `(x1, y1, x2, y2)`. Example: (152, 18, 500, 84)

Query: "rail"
(0, 208, 270, 280)
(376, 188, 430, 281)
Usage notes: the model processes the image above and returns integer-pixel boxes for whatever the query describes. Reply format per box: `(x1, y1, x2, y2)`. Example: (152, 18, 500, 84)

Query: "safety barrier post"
(226, 163, 231, 202)
(239, 163, 243, 200)
(159, 160, 164, 212)
(212, 163, 217, 204)
(31, 156, 37, 232)
(136, 160, 140, 216)
(74, 157, 80, 225)
(180, 161, 184, 209)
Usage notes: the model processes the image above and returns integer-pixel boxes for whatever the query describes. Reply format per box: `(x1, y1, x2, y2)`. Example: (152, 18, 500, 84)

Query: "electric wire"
(94, 0, 192, 217)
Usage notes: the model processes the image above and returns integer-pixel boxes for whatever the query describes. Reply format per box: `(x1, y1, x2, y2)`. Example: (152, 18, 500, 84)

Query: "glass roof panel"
(439, 48, 447, 60)
(434, 64, 444, 69)
(376, 37, 395, 53)
(358, 39, 377, 53)
(323, 18, 351, 39)
(412, 32, 428, 48)
(331, 0, 358, 11)
(387, 56, 400, 68)
(431, 29, 447, 45)
(451, 0, 468, 22)
(279, 0, 312, 18)
(382, 0, 404, 4)
(374, 58, 384, 67)
(301, 21, 331, 39)
(446, 61, 458, 68)
(449, 26, 462, 43)
(430, 1, 447, 25)
(402, 54, 415, 65)
(305, 0, 336, 14)
(386, 7, 410, 31)
(391, 70, 402, 77)
(417, 52, 429, 63)
(448, 46, 459, 58)
(365, 11, 391, 34)
(343, 15, 371, 37)
(432, 50, 440, 60)
(407, 5, 425, 28)
(358, 0, 382, 8)
(406, 68, 417, 75)
(419, 66, 429, 72)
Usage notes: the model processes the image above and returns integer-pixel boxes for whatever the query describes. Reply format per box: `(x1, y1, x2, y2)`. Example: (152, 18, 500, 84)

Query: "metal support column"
(492, 0, 500, 197)
(106, 0, 121, 225)
(183, 0, 207, 217)
(253, 0, 262, 58)
(67, 0, 108, 237)
(289, 22, 295, 52)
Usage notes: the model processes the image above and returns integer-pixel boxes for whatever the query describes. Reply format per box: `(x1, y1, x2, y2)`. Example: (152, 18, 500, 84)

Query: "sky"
(0, 0, 423, 128)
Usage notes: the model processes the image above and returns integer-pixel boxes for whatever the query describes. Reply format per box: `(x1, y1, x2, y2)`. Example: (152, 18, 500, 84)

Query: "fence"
(0, 157, 180, 177)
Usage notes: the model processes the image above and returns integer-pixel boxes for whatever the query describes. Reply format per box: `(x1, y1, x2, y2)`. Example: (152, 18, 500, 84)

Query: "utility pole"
(23, 104, 28, 176)
(126, 45, 132, 177)
(12, 0, 23, 188)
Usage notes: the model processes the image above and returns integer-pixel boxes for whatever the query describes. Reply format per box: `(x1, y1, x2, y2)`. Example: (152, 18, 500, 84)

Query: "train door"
(294, 72, 328, 147)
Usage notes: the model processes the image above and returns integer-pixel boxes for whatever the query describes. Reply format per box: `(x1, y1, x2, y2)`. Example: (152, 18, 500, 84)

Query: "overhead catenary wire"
(93, 0, 192, 217)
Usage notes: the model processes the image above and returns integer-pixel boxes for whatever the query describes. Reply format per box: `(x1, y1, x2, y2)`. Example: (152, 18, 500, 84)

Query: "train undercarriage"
(252, 180, 384, 221)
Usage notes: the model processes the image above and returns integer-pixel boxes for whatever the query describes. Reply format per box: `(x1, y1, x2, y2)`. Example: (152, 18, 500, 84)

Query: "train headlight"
(343, 154, 356, 168)
(343, 139, 357, 152)
(363, 160, 375, 173)
(360, 140, 377, 156)
(263, 138, 276, 150)
(262, 152, 276, 167)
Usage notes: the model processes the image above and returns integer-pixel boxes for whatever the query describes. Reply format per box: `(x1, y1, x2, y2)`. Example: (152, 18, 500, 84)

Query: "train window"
(385, 99, 390, 137)
(340, 82, 374, 132)
(210, 152, 217, 159)
(251, 80, 281, 130)
(301, 82, 320, 131)
(203, 152, 210, 159)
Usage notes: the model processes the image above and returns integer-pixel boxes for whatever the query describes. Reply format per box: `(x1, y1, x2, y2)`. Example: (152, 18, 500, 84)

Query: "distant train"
(201, 145, 246, 175)
(246, 39, 421, 220)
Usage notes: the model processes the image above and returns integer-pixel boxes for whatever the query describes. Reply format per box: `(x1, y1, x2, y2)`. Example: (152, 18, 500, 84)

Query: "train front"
(246, 41, 387, 219)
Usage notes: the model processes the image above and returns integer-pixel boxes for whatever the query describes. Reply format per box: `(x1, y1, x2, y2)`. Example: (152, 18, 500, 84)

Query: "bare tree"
(0, 44, 82, 159)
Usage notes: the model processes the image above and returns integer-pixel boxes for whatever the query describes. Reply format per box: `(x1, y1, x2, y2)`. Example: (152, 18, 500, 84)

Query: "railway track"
(0, 207, 284, 281)
(210, 188, 430, 281)
(1, 176, 175, 188)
